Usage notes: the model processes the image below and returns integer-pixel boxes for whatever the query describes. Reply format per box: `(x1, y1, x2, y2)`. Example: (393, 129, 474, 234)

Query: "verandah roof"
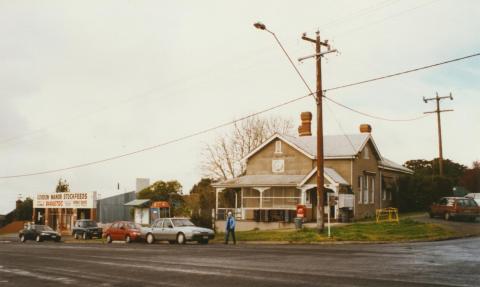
(213, 167, 349, 188)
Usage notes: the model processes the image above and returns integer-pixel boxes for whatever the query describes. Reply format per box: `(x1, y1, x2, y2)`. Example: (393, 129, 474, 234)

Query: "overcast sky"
(1, 0, 479, 213)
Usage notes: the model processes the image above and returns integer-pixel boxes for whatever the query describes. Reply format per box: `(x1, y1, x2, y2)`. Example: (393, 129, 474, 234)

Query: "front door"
(309, 189, 317, 221)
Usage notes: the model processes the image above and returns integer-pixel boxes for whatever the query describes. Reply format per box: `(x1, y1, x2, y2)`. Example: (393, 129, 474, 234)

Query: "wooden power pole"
(300, 32, 336, 233)
(423, 92, 454, 176)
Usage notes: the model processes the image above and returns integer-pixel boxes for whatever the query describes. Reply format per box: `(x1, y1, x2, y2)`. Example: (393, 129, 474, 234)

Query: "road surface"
(0, 237, 479, 286)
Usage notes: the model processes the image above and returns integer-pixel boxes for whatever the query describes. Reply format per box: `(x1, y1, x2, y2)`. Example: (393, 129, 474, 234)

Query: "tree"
(55, 178, 70, 193)
(137, 180, 186, 216)
(459, 161, 480, 194)
(404, 158, 466, 180)
(186, 178, 216, 228)
(399, 158, 467, 211)
(16, 198, 33, 221)
(202, 115, 293, 180)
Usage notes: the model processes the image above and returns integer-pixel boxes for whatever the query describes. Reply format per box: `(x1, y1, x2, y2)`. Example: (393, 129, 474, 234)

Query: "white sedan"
(141, 218, 215, 244)
(465, 193, 480, 206)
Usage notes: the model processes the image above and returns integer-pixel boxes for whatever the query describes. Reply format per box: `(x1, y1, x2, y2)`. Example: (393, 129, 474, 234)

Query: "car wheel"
(106, 235, 112, 244)
(176, 233, 186, 244)
(74, 232, 79, 240)
(82, 232, 88, 240)
(125, 235, 132, 244)
(444, 212, 451, 221)
(146, 233, 155, 244)
(20, 235, 26, 243)
(55, 237, 61, 242)
(199, 239, 209, 244)
(35, 235, 43, 242)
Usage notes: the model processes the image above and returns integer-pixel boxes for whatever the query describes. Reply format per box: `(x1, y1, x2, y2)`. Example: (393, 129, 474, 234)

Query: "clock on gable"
(272, 159, 285, 173)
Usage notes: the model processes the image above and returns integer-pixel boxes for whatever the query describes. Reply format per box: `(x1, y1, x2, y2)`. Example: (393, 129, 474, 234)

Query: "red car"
(103, 221, 142, 243)
(429, 197, 480, 221)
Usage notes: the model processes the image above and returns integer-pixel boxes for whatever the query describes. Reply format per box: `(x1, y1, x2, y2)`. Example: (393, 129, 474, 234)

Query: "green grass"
(214, 219, 455, 243)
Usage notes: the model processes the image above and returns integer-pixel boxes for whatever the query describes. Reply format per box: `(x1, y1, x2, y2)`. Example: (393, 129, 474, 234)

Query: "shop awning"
(124, 199, 150, 207)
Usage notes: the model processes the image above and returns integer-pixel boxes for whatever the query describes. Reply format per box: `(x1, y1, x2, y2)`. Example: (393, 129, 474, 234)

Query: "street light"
(253, 22, 329, 232)
(253, 22, 266, 30)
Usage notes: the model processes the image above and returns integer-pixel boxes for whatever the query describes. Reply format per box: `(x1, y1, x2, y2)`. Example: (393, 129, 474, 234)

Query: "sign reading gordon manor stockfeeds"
(33, 192, 97, 209)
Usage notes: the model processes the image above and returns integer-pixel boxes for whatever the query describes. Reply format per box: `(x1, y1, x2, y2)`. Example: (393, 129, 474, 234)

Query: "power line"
(323, 52, 480, 92)
(332, 0, 440, 38)
(324, 96, 428, 122)
(0, 94, 310, 179)
(2, 51, 478, 179)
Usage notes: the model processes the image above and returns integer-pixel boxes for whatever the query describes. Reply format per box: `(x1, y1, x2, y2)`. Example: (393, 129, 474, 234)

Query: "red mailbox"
(296, 204, 306, 218)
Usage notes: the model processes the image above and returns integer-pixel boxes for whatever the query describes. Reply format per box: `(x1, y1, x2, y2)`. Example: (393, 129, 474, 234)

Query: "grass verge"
(213, 218, 455, 243)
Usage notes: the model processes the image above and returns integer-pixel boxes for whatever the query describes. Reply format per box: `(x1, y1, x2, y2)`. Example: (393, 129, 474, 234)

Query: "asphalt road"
(0, 237, 479, 287)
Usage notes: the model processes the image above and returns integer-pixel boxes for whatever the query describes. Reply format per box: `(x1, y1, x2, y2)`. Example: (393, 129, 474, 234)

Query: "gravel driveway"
(408, 213, 480, 237)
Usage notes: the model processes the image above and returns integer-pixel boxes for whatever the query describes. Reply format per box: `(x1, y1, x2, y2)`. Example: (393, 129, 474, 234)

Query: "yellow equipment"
(375, 207, 399, 223)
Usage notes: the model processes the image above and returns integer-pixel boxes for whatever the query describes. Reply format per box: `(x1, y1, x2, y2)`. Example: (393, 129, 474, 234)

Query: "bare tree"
(202, 116, 294, 180)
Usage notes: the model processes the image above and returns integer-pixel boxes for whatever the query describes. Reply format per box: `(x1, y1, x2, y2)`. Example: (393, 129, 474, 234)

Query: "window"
(358, 176, 364, 204)
(275, 140, 282, 153)
(164, 219, 173, 228)
(370, 176, 375, 204)
(154, 219, 164, 228)
(364, 176, 369, 204)
(364, 146, 370, 159)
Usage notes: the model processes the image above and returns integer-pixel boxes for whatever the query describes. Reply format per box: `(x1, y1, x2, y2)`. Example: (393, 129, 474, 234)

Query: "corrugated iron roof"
(124, 199, 150, 207)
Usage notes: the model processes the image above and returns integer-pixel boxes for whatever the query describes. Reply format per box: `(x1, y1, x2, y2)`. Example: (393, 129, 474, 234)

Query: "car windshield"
(81, 221, 97, 227)
(36, 225, 54, 231)
(172, 219, 195, 227)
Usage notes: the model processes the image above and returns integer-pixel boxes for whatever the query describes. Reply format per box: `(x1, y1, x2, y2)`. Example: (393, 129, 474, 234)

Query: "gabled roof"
(299, 167, 350, 186)
(243, 133, 381, 161)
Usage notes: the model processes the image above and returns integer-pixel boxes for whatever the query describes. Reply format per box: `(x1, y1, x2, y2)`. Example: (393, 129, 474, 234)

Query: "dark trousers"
(225, 228, 236, 244)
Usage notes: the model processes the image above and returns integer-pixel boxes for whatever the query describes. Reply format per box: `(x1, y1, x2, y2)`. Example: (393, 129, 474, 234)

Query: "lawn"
(214, 218, 455, 243)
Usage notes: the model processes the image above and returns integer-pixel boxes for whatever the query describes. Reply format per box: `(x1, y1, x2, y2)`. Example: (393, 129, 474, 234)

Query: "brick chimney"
(359, 124, 372, 133)
(298, 112, 312, 137)
(16, 199, 22, 210)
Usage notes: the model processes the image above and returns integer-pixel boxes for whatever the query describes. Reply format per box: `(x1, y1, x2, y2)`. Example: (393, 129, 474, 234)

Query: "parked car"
(72, 219, 103, 240)
(465, 193, 480, 206)
(103, 221, 142, 243)
(19, 224, 61, 242)
(141, 218, 215, 244)
(429, 197, 480, 221)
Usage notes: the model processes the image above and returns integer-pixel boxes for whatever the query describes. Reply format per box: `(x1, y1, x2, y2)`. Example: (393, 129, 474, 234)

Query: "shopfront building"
(33, 191, 97, 233)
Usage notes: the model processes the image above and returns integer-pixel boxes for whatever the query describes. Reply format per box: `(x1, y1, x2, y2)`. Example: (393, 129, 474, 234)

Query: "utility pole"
(423, 92, 454, 176)
(300, 31, 336, 233)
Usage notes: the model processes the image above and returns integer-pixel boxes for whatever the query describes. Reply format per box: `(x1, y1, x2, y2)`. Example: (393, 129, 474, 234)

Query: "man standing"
(225, 211, 236, 244)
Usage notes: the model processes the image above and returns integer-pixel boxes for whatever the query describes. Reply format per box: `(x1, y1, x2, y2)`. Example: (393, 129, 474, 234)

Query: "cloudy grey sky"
(1, 0, 479, 213)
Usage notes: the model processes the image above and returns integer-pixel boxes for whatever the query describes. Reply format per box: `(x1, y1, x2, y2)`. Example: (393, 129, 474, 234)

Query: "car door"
(111, 223, 120, 240)
(25, 225, 35, 240)
(118, 223, 127, 240)
(163, 219, 176, 241)
(436, 198, 448, 215)
(152, 219, 164, 240)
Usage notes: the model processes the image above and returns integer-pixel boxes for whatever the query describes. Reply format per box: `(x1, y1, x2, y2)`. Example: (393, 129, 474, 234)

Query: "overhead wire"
(2, 51, 479, 179)
(0, 94, 311, 179)
(323, 52, 480, 92)
(323, 96, 428, 122)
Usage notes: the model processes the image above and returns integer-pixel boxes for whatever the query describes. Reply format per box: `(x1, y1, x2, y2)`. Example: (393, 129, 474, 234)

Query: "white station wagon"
(141, 218, 215, 244)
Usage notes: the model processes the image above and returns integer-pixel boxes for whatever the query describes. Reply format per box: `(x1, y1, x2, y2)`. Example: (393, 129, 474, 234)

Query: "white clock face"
(272, 159, 285, 173)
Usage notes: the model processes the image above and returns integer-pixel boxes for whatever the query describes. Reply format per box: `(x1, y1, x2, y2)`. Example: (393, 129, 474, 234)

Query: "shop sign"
(33, 192, 97, 209)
